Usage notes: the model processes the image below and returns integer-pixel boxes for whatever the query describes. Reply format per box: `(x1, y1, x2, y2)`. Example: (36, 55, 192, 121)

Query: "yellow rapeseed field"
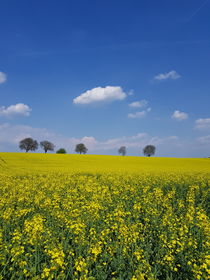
(0, 153, 209, 279)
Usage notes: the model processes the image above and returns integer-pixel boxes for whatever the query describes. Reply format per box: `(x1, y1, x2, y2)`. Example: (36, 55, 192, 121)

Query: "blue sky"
(0, 0, 210, 157)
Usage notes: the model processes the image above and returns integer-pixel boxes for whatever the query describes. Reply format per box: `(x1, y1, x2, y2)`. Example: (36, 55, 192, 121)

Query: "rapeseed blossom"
(0, 153, 209, 279)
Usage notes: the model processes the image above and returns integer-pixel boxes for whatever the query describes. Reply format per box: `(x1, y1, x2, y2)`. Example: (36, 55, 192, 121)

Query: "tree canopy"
(56, 148, 67, 154)
(40, 141, 55, 153)
(75, 143, 88, 154)
(143, 145, 156, 157)
(19, 138, 38, 153)
(118, 146, 126, 156)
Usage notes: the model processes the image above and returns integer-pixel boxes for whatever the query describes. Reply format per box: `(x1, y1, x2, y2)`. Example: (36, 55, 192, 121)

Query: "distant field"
(0, 152, 210, 175)
(0, 153, 209, 279)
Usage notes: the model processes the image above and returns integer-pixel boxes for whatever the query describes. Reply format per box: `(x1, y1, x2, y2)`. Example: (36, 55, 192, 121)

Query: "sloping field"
(0, 153, 209, 279)
(0, 152, 210, 175)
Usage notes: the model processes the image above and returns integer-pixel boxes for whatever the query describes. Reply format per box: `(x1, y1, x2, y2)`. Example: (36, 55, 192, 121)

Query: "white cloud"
(98, 133, 148, 150)
(6, 125, 181, 155)
(128, 89, 134, 96)
(52, 132, 175, 152)
(129, 100, 148, 108)
(195, 118, 210, 130)
(0, 123, 52, 145)
(128, 111, 146, 119)
(172, 110, 188, 121)
(128, 107, 151, 119)
(73, 86, 127, 105)
(0, 103, 32, 118)
(0, 123, 208, 157)
(67, 136, 98, 150)
(0, 123, 173, 152)
(0, 72, 7, 84)
(197, 135, 210, 144)
(154, 70, 181, 81)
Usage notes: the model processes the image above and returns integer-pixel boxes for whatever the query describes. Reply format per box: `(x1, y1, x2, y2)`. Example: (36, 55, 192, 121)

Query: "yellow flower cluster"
(0, 153, 209, 279)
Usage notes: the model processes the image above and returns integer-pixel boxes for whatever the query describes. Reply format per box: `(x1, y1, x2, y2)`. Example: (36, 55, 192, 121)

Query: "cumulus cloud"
(154, 70, 181, 81)
(128, 107, 151, 119)
(172, 110, 188, 121)
(73, 86, 127, 105)
(0, 103, 32, 118)
(195, 118, 210, 130)
(129, 100, 148, 108)
(0, 72, 7, 84)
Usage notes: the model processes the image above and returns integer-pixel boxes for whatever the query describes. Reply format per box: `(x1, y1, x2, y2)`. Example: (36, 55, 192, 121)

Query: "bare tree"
(40, 140, 55, 153)
(118, 146, 126, 156)
(19, 138, 38, 153)
(143, 145, 156, 157)
(75, 143, 88, 154)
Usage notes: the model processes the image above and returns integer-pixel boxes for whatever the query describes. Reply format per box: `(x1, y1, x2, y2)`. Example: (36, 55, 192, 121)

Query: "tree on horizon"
(40, 141, 55, 153)
(118, 146, 126, 156)
(19, 138, 38, 153)
(75, 143, 88, 154)
(143, 145, 156, 157)
(56, 148, 67, 154)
